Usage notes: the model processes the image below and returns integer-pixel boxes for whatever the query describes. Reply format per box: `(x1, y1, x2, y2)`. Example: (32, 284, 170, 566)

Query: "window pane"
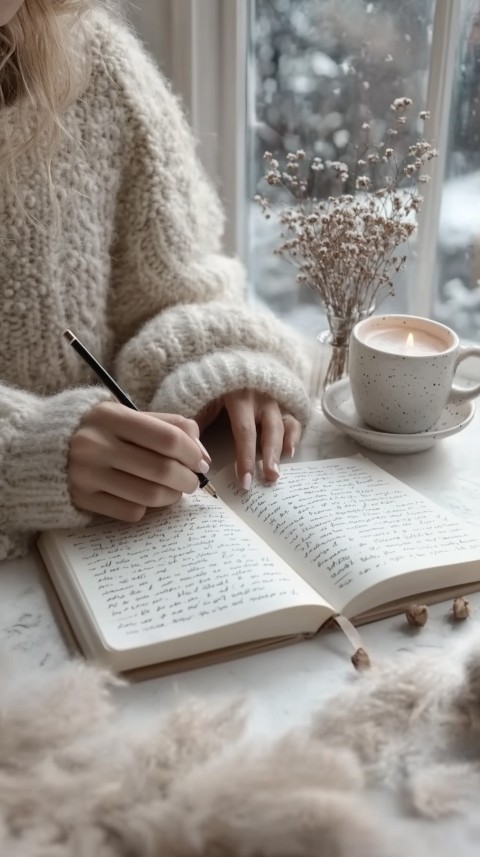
(247, 0, 435, 336)
(435, 1, 480, 342)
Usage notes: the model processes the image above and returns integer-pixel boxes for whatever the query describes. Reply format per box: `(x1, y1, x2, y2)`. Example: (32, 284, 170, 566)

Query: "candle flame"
(406, 332, 414, 349)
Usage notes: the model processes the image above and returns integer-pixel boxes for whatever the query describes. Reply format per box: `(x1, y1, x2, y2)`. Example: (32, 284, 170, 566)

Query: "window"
(248, 1, 426, 334)
(134, 1, 480, 348)
(247, 0, 480, 345)
(434, 2, 480, 341)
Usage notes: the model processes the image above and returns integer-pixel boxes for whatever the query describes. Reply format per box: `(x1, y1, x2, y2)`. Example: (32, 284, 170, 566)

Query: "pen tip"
(202, 482, 218, 499)
(63, 329, 75, 343)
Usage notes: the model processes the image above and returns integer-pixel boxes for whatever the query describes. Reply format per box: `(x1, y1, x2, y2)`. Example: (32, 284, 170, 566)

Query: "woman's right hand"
(68, 401, 211, 522)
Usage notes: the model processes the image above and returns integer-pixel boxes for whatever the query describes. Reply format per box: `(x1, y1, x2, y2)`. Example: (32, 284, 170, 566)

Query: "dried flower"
(356, 175, 371, 189)
(405, 604, 429, 627)
(256, 101, 437, 327)
(452, 597, 470, 621)
(391, 96, 413, 111)
(351, 647, 371, 671)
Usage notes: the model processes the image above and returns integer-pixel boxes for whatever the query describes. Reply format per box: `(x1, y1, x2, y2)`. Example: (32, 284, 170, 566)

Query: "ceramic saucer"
(321, 378, 475, 454)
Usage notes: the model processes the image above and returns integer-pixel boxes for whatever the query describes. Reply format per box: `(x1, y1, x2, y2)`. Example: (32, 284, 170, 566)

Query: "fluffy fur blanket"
(2, 634, 480, 857)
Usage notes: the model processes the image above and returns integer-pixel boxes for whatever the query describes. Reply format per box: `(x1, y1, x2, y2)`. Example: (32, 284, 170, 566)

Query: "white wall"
(126, 1, 244, 256)
(128, 0, 172, 78)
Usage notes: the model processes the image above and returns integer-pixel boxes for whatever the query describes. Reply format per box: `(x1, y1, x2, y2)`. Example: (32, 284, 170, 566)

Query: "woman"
(0, 0, 310, 560)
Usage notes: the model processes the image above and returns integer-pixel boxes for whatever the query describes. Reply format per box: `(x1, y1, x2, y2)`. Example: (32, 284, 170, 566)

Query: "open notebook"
(37, 457, 480, 676)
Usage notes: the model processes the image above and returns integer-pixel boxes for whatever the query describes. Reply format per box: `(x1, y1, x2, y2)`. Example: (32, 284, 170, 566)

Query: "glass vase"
(310, 307, 374, 403)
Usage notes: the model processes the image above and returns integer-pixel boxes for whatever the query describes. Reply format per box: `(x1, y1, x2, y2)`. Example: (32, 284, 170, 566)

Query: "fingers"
(73, 447, 199, 498)
(69, 453, 189, 521)
(259, 402, 284, 481)
(68, 402, 213, 522)
(152, 413, 212, 463)
(150, 412, 200, 440)
(259, 408, 302, 482)
(73, 491, 149, 523)
(83, 467, 185, 508)
(224, 391, 303, 489)
(86, 402, 208, 472)
(224, 391, 257, 490)
(106, 439, 201, 492)
(280, 414, 303, 459)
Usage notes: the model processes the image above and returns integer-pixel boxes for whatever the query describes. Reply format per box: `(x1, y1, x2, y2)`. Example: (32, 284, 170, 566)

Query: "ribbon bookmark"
(334, 614, 372, 670)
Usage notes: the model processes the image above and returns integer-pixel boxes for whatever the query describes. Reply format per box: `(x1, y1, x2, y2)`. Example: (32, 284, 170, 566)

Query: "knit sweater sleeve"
(100, 20, 311, 424)
(0, 384, 111, 559)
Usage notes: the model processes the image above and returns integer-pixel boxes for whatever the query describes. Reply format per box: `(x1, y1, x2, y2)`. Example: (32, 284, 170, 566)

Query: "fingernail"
(240, 473, 252, 491)
(197, 459, 210, 475)
(291, 446, 296, 459)
(271, 462, 280, 475)
(195, 438, 212, 464)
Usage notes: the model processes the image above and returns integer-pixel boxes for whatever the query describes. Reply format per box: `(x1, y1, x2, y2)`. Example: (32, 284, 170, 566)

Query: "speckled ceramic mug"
(349, 314, 480, 433)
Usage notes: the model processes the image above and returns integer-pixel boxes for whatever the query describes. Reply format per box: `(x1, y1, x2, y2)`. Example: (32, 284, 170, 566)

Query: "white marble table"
(1, 404, 480, 715)
(1, 405, 480, 852)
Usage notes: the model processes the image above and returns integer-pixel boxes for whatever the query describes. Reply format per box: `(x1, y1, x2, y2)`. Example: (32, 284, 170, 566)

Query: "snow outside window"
(132, 0, 480, 354)
(248, 0, 480, 347)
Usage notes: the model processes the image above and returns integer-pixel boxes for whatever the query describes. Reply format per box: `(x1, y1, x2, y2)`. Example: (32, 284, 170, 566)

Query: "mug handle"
(449, 345, 480, 403)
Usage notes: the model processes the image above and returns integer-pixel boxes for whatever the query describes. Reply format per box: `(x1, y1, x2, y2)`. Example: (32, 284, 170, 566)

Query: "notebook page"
(50, 492, 328, 651)
(215, 457, 480, 615)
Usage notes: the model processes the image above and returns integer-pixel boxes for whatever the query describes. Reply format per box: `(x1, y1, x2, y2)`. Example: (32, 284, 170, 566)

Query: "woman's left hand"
(223, 390, 302, 490)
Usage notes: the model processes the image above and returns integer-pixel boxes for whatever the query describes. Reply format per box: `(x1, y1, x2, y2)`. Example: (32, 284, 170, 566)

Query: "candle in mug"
(364, 327, 446, 356)
(349, 314, 480, 434)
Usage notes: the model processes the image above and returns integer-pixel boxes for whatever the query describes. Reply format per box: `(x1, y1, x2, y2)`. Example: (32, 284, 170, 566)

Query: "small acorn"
(452, 597, 470, 621)
(405, 604, 429, 628)
(351, 647, 371, 671)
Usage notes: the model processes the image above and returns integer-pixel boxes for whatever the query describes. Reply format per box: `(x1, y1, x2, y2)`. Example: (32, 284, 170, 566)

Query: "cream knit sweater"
(0, 11, 310, 560)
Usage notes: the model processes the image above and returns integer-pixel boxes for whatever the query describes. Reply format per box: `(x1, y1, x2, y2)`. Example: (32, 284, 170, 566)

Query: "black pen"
(63, 329, 218, 498)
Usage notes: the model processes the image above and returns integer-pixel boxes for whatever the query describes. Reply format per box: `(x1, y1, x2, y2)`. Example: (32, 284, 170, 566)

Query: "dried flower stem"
(256, 100, 437, 320)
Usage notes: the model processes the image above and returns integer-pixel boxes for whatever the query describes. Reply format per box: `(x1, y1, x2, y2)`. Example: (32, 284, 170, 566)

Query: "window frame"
(412, 0, 461, 317)
(169, 0, 248, 260)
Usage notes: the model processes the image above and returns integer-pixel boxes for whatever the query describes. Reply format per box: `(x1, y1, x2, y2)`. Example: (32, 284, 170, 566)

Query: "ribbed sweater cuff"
(0, 386, 112, 534)
(150, 350, 311, 425)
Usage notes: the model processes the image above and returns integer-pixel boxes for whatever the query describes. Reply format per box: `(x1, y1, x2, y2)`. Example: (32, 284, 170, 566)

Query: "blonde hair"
(0, 0, 94, 180)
